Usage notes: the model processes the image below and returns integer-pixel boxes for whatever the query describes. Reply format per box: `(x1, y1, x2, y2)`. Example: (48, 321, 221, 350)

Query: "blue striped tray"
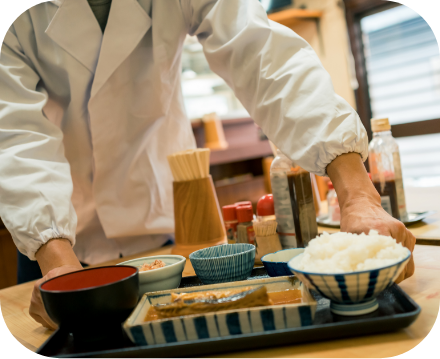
(123, 277, 317, 345)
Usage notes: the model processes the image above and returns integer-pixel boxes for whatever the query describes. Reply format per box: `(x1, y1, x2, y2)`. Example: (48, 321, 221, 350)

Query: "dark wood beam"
(392, 118, 440, 138)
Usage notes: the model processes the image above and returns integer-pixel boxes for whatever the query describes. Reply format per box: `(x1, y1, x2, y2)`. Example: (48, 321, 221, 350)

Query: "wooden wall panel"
(0, 229, 17, 289)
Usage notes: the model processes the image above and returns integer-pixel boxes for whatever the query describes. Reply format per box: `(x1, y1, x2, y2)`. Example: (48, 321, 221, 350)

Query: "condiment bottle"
(235, 201, 252, 207)
(270, 150, 297, 248)
(287, 165, 318, 247)
(236, 205, 256, 245)
(256, 194, 276, 222)
(222, 205, 238, 244)
(235, 201, 256, 220)
(368, 118, 408, 221)
(327, 181, 340, 222)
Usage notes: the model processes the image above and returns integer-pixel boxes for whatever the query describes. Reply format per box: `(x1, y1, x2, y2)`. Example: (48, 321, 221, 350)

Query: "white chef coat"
(0, 0, 368, 264)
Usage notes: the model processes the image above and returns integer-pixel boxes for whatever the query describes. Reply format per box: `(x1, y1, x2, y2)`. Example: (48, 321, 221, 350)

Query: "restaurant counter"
(1, 243, 439, 357)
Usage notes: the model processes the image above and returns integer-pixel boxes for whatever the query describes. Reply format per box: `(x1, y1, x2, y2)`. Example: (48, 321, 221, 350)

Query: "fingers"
(29, 277, 58, 330)
(394, 255, 415, 284)
(390, 222, 415, 284)
(405, 229, 416, 252)
(404, 255, 415, 279)
(28, 265, 83, 330)
(29, 312, 57, 330)
(394, 270, 405, 284)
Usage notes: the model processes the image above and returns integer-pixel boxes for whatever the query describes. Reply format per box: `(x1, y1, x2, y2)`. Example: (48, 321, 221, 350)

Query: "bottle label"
(247, 225, 255, 245)
(393, 152, 408, 221)
(270, 172, 297, 248)
(225, 222, 237, 244)
(380, 196, 393, 216)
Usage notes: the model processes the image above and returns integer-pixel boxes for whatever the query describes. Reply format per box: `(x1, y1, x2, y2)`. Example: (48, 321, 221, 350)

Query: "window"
(181, 36, 248, 121)
(360, 6, 440, 125)
(345, 1, 440, 185)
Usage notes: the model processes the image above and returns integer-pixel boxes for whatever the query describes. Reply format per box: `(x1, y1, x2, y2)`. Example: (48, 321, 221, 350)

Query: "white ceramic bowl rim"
(189, 244, 255, 260)
(117, 255, 186, 274)
(260, 248, 304, 264)
(287, 248, 411, 276)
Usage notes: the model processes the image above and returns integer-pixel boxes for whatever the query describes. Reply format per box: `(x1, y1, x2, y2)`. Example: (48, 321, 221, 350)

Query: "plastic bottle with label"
(270, 150, 297, 248)
(368, 117, 408, 221)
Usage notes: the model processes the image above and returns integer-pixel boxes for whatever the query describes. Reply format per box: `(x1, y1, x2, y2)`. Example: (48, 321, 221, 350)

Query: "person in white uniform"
(0, 0, 415, 329)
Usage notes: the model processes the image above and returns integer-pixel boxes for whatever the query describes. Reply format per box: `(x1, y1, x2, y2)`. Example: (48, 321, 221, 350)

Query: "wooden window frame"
(344, 0, 440, 140)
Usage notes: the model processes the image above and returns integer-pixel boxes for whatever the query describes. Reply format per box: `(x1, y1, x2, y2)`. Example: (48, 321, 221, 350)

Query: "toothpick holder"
(172, 175, 227, 258)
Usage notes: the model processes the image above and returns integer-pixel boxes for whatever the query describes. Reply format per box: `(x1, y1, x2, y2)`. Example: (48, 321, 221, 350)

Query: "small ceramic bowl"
(189, 244, 255, 284)
(287, 249, 411, 316)
(40, 266, 139, 342)
(261, 248, 305, 277)
(118, 255, 186, 295)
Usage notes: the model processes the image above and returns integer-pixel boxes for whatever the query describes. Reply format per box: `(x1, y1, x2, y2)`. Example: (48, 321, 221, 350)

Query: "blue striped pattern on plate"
(287, 250, 411, 315)
(124, 276, 317, 346)
(127, 305, 314, 345)
(189, 244, 255, 284)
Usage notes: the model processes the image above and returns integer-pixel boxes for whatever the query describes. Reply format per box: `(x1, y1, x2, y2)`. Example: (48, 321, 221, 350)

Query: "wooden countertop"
(1, 244, 439, 357)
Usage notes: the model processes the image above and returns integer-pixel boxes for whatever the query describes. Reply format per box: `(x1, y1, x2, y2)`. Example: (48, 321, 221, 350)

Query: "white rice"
(290, 230, 409, 273)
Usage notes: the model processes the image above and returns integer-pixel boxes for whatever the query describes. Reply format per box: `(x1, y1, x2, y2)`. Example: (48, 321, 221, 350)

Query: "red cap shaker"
(236, 205, 253, 223)
(222, 205, 237, 222)
(256, 194, 274, 217)
(235, 201, 252, 208)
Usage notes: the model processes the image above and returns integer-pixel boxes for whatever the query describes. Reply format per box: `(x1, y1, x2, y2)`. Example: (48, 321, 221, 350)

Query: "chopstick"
(167, 148, 211, 181)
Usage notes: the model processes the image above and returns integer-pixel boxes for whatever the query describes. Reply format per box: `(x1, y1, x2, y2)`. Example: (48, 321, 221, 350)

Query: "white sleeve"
(180, 0, 368, 176)
(0, 26, 77, 260)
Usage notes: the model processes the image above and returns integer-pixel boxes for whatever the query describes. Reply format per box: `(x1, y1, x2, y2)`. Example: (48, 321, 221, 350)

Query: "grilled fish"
(148, 286, 272, 320)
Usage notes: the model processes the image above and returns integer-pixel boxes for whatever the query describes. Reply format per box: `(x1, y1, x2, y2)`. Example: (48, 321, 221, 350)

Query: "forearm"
(35, 238, 82, 276)
(326, 153, 380, 210)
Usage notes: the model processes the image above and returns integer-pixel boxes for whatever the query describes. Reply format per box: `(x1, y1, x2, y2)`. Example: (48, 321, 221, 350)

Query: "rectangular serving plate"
(37, 269, 421, 358)
(123, 276, 317, 345)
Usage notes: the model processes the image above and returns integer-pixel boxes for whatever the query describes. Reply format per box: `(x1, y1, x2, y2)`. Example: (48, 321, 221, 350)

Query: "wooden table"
(1, 244, 439, 357)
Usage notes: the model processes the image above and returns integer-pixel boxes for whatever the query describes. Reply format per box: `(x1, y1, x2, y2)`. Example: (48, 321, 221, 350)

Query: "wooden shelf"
(210, 141, 273, 166)
(214, 175, 267, 210)
(0, 229, 17, 289)
(268, 8, 323, 28)
(192, 117, 273, 166)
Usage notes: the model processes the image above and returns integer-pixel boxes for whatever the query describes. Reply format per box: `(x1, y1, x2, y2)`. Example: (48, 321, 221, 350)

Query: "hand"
(31, 238, 84, 329)
(327, 153, 416, 283)
(340, 197, 415, 283)
(30, 264, 83, 330)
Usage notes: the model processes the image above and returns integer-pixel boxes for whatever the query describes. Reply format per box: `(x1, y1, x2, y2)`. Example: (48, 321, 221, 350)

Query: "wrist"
(327, 153, 381, 211)
(35, 238, 82, 276)
(340, 192, 381, 213)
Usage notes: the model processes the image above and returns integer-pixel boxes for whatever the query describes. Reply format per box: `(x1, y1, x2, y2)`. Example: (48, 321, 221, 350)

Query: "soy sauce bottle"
(368, 118, 408, 221)
(270, 150, 317, 248)
(286, 166, 318, 247)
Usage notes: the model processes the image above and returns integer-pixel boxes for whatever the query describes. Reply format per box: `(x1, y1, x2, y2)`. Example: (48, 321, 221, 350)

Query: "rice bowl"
(287, 230, 411, 316)
(288, 230, 410, 274)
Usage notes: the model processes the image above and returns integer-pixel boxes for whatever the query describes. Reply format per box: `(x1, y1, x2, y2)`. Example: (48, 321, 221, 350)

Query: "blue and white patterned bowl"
(189, 244, 255, 284)
(261, 248, 305, 277)
(287, 249, 411, 316)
